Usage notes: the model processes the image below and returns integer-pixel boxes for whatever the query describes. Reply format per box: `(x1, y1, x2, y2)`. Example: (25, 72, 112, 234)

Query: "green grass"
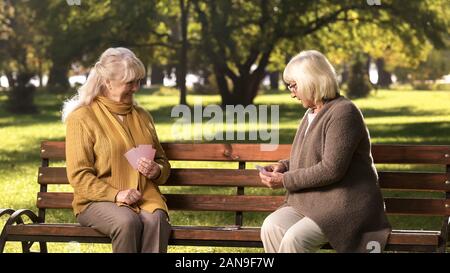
(1, 88, 450, 253)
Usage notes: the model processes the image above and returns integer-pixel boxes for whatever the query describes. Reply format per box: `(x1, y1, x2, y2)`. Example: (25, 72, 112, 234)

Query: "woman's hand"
(263, 163, 287, 173)
(137, 157, 161, 180)
(259, 171, 284, 189)
(116, 189, 142, 205)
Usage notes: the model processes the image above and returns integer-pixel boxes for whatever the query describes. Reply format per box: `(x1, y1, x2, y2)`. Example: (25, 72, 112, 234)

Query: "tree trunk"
(7, 72, 37, 114)
(269, 71, 279, 90)
(38, 58, 43, 88)
(218, 72, 264, 106)
(340, 63, 350, 84)
(216, 52, 270, 106)
(5, 72, 15, 89)
(200, 69, 211, 86)
(177, 0, 189, 105)
(214, 66, 234, 107)
(150, 64, 164, 85)
(218, 74, 266, 106)
(47, 61, 70, 92)
(347, 54, 372, 98)
(375, 58, 392, 88)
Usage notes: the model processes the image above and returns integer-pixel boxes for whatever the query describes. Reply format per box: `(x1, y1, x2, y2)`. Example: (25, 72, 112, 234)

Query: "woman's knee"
(261, 215, 279, 236)
(113, 212, 142, 234)
(279, 229, 320, 252)
(141, 210, 170, 228)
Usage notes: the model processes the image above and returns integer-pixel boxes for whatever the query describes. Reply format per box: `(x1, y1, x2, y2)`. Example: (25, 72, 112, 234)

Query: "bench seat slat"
(41, 141, 450, 164)
(38, 167, 450, 192)
(6, 224, 440, 246)
(36, 192, 450, 216)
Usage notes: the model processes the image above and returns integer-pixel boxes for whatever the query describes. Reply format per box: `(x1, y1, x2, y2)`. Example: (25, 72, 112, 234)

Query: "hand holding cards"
(257, 164, 284, 189)
(124, 145, 156, 170)
(255, 165, 271, 175)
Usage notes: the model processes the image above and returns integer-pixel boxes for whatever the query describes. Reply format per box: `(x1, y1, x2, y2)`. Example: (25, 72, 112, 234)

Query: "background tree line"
(0, 0, 448, 113)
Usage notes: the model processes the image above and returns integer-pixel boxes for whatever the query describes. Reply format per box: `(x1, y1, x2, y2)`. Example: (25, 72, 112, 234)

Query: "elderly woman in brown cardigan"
(259, 50, 391, 253)
(62, 47, 171, 253)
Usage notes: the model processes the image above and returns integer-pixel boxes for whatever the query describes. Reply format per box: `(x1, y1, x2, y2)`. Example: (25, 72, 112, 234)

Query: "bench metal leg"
(438, 216, 449, 253)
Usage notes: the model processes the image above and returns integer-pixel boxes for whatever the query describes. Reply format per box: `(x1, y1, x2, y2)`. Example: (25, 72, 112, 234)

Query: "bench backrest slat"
(38, 167, 450, 191)
(41, 141, 450, 164)
(372, 145, 450, 164)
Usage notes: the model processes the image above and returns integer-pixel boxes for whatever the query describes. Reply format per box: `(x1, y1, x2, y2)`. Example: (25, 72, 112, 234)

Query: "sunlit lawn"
(1, 88, 449, 252)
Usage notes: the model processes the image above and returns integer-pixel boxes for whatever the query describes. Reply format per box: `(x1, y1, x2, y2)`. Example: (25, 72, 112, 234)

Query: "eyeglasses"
(285, 82, 297, 92)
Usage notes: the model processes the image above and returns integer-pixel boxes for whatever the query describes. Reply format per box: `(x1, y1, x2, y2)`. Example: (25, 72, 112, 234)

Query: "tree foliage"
(1, 0, 40, 113)
(191, 0, 448, 105)
(0, 0, 448, 111)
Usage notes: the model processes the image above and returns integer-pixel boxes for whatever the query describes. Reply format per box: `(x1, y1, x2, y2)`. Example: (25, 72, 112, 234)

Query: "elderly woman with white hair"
(259, 50, 391, 253)
(62, 47, 171, 253)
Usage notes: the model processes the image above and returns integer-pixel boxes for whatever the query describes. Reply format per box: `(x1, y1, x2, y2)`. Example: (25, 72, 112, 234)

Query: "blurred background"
(0, 0, 449, 253)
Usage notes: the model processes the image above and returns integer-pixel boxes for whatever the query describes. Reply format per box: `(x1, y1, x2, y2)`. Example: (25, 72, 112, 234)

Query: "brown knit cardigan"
(281, 95, 391, 253)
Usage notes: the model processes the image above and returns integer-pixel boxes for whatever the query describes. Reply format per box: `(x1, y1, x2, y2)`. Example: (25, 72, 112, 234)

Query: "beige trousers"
(77, 202, 171, 253)
(261, 206, 328, 253)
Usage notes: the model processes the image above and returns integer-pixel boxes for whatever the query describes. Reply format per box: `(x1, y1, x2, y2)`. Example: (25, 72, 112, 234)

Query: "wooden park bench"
(1, 141, 450, 253)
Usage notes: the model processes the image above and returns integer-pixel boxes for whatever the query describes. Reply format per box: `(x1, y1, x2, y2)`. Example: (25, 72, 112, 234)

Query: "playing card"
(124, 148, 140, 169)
(255, 165, 270, 175)
(137, 145, 156, 160)
(125, 145, 157, 170)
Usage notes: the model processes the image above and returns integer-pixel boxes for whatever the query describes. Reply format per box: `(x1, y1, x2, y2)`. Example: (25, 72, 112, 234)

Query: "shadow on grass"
(0, 135, 64, 165)
(361, 106, 437, 118)
(369, 122, 450, 144)
(0, 93, 65, 128)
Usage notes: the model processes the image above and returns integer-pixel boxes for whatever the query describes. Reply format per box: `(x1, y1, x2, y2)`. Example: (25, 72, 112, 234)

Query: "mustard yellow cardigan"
(65, 105, 170, 215)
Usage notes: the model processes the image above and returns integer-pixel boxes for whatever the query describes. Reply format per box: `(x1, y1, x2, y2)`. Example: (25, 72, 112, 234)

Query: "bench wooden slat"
(378, 172, 450, 191)
(166, 194, 283, 212)
(37, 192, 73, 209)
(41, 141, 66, 160)
(41, 141, 450, 164)
(38, 168, 266, 187)
(38, 167, 450, 192)
(38, 167, 67, 184)
(166, 169, 262, 187)
(36, 193, 284, 212)
(163, 143, 292, 162)
(41, 142, 292, 162)
(6, 224, 440, 246)
(36, 192, 450, 216)
(372, 145, 450, 164)
(384, 198, 450, 215)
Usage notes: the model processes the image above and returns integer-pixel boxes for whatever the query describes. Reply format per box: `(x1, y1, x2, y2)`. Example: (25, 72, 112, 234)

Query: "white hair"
(61, 47, 146, 122)
(283, 50, 339, 104)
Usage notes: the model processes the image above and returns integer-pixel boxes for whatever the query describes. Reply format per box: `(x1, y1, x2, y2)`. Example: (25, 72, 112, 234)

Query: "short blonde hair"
(283, 50, 339, 104)
(62, 47, 146, 122)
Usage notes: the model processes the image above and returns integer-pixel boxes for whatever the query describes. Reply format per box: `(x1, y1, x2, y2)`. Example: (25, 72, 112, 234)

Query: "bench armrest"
(0, 209, 41, 253)
(0, 208, 16, 218)
(4, 209, 40, 226)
